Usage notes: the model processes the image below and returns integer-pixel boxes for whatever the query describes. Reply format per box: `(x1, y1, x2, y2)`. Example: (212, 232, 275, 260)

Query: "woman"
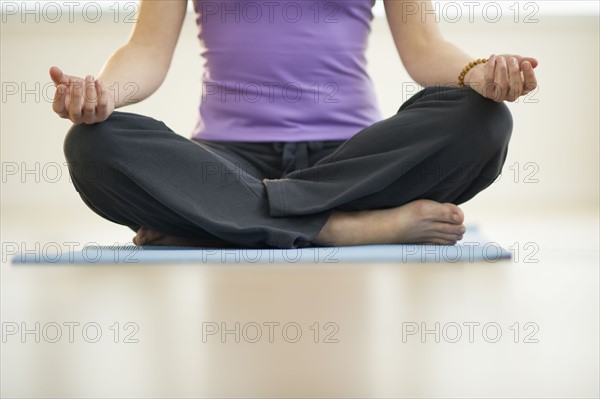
(50, 0, 538, 249)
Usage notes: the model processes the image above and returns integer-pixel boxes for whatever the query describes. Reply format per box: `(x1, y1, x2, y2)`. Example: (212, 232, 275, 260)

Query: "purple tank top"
(191, 0, 381, 142)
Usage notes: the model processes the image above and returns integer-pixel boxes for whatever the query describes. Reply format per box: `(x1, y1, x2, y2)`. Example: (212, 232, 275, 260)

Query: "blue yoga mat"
(11, 227, 511, 264)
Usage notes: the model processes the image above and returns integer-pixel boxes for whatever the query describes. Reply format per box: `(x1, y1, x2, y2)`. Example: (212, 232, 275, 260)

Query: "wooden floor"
(1, 207, 598, 398)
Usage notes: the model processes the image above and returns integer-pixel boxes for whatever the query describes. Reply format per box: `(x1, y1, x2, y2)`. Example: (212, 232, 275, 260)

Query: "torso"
(191, 0, 381, 142)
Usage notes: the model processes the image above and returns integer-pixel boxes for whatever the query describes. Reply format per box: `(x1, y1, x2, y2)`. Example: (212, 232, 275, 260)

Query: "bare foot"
(133, 227, 236, 248)
(312, 199, 466, 246)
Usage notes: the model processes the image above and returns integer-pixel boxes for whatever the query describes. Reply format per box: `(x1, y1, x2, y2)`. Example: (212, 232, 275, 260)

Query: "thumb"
(516, 56, 539, 69)
(49, 66, 71, 86)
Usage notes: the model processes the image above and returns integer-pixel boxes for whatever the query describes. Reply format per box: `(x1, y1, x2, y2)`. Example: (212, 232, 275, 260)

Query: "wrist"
(458, 58, 487, 87)
(463, 63, 483, 87)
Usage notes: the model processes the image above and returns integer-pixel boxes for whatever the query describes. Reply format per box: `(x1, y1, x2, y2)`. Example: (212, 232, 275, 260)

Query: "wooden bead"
(458, 58, 488, 86)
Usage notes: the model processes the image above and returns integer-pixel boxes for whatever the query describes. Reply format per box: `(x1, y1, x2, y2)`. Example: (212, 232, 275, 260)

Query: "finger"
(95, 79, 109, 120)
(68, 78, 84, 124)
(483, 54, 497, 99)
(506, 56, 523, 102)
(494, 56, 509, 102)
(521, 61, 538, 95)
(64, 85, 71, 110)
(484, 55, 496, 83)
(66, 76, 85, 108)
(500, 54, 538, 69)
(49, 66, 71, 86)
(52, 84, 69, 117)
(82, 75, 97, 124)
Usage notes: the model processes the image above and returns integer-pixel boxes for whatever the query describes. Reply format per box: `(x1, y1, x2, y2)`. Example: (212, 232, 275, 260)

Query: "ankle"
(313, 211, 343, 245)
(315, 211, 364, 246)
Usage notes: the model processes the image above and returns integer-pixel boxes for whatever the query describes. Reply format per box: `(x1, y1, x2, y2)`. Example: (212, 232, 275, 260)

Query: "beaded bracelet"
(458, 58, 488, 87)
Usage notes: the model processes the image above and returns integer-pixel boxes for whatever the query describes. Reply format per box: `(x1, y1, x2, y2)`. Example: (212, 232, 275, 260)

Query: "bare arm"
(96, 0, 188, 107)
(383, 0, 472, 86)
(383, 0, 538, 102)
(50, 0, 188, 123)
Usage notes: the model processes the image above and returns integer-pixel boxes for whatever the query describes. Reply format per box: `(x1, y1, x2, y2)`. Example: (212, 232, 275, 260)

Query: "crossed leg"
(65, 86, 511, 248)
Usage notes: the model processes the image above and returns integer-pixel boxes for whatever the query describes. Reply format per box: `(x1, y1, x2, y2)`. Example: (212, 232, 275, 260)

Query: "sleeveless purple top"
(191, 0, 381, 142)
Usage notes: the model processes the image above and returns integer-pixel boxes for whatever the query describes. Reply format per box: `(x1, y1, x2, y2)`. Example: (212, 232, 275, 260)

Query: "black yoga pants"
(63, 86, 513, 248)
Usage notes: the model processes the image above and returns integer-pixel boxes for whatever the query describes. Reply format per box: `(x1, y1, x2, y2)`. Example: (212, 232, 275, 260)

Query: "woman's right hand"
(49, 66, 115, 125)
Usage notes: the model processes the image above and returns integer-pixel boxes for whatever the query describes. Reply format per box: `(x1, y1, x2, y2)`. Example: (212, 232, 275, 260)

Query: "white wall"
(1, 3, 598, 220)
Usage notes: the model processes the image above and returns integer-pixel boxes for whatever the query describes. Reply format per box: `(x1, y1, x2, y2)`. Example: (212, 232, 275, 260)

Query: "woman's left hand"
(464, 54, 539, 102)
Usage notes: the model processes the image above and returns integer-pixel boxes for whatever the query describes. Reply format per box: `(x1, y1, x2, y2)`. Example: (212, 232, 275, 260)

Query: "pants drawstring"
(275, 142, 325, 175)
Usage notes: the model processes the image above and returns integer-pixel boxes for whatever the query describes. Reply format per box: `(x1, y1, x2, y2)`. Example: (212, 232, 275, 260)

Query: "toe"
(425, 202, 463, 225)
(444, 203, 464, 224)
(143, 229, 164, 244)
(432, 222, 466, 236)
(434, 232, 462, 243)
(413, 200, 459, 224)
(134, 227, 149, 246)
(133, 235, 146, 246)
